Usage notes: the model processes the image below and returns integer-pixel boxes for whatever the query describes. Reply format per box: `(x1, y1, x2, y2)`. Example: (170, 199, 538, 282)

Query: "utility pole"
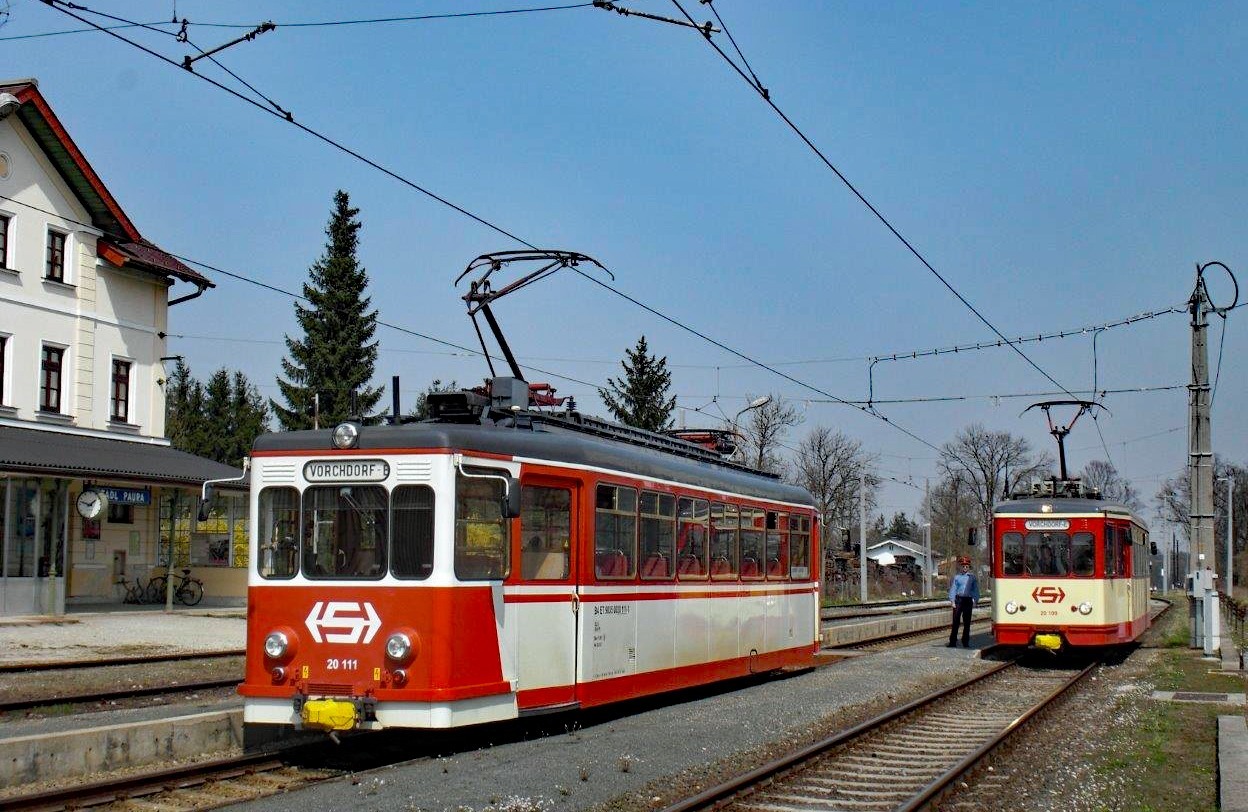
(859, 481, 868, 604)
(923, 478, 933, 598)
(1188, 261, 1235, 653)
(1221, 476, 1235, 596)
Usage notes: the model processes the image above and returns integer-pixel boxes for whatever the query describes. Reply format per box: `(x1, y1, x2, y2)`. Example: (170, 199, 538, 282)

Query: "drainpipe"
(169, 282, 208, 307)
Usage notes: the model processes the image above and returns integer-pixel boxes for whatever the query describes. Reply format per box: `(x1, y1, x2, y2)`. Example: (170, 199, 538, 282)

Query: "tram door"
(512, 477, 579, 707)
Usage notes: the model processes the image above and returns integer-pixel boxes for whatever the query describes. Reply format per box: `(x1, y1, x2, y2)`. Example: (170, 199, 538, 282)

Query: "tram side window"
(740, 507, 765, 579)
(595, 484, 637, 579)
(1024, 531, 1069, 576)
(258, 487, 299, 579)
(1002, 532, 1024, 576)
(766, 511, 789, 579)
(677, 498, 710, 579)
(392, 485, 435, 580)
(790, 514, 811, 579)
(303, 485, 388, 579)
(1135, 530, 1149, 577)
(455, 473, 511, 580)
(710, 502, 738, 579)
(521, 485, 571, 581)
(1104, 526, 1119, 578)
(1070, 532, 1095, 576)
(639, 490, 675, 580)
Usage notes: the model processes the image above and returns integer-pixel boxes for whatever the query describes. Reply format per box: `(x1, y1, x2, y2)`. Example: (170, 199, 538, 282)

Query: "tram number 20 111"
(326, 658, 358, 671)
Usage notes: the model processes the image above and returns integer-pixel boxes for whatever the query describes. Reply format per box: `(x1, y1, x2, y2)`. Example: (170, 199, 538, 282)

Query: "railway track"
(660, 658, 1095, 812)
(0, 653, 242, 714)
(0, 751, 335, 812)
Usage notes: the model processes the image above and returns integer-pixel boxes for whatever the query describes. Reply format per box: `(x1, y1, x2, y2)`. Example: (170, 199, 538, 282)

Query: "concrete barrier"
(1221, 715, 1248, 812)
(822, 608, 986, 647)
(1, 709, 243, 786)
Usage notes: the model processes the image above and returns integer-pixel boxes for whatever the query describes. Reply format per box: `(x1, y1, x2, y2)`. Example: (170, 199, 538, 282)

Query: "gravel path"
(220, 634, 997, 812)
(0, 609, 245, 665)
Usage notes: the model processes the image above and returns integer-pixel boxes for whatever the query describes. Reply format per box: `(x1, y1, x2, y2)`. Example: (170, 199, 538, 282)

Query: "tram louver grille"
(307, 682, 354, 696)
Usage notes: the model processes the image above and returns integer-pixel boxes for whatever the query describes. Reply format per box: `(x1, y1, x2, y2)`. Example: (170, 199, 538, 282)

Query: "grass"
(1090, 603, 1245, 812)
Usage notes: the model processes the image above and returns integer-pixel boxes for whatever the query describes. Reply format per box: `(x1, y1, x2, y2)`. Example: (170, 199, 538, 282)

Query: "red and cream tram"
(238, 380, 820, 732)
(991, 480, 1151, 651)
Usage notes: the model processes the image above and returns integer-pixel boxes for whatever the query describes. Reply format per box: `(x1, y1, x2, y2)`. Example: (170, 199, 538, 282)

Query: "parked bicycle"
(146, 568, 205, 606)
(116, 577, 148, 604)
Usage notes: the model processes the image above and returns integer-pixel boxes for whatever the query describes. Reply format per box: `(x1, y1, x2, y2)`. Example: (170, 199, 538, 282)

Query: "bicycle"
(116, 577, 147, 604)
(146, 568, 205, 606)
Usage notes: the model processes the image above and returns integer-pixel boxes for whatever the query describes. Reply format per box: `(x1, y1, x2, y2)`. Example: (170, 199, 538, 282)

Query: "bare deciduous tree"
(1080, 459, 1142, 512)
(938, 424, 1052, 536)
(1156, 458, 1248, 587)
(790, 426, 876, 538)
(736, 395, 803, 476)
(920, 476, 980, 568)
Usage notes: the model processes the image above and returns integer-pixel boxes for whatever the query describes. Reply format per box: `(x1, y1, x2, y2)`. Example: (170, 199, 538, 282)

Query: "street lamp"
(733, 395, 772, 424)
(1219, 476, 1235, 595)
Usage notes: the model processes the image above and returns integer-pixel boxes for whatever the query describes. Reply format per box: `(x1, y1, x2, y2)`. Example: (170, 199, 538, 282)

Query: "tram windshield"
(1001, 530, 1095, 577)
(255, 484, 434, 580)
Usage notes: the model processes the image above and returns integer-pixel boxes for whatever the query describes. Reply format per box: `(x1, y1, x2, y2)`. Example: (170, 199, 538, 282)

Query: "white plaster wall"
(0, 110, 167, 439)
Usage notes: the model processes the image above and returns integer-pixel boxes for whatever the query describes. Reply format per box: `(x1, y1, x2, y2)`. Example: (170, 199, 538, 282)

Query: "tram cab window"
(1002, 532, 1024, 576)
(677, 498, 710, 579)
(740, 507, 765, 579)
(521, 485, 571, 581)
(258, 487, 299, 579)
(302, 485, 388, 579)
(766, 511, 789, 579)
(639, 490, 675, 580)
(595, 484, 637, 579)
(1070, 532, 1095, 576)
(455, 473, 510, 580)
(790, 514, 811, 579)
(710, 502, 739, 580)
(1024, 532, 1068, 576)
(392, 485, 435, 580)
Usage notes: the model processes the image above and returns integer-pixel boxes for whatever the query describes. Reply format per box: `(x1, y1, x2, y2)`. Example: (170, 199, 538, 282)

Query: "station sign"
(1024, 518, 1070, 531)
(303, 459, 390, 483)
(100, 486, 151, 506)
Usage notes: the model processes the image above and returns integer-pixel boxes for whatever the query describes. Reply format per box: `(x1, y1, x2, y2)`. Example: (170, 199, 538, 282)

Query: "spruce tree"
(273, 190, 382, 430)
(166, 362, 269, 465)
(598, 336, 676, 432)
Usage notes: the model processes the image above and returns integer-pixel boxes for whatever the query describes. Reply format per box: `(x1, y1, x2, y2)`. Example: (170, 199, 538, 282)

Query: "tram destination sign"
(304, 459, 390, 483)
(1024, 518, 1070, 531)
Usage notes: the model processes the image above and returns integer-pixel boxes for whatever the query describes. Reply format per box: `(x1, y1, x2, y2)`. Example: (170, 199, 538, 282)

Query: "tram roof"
(993, 497, 1142, 522)
(254, 419, 815, 507)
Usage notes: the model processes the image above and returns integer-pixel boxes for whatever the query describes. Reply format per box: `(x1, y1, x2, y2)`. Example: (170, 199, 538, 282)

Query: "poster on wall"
(83, 518, 100, 540)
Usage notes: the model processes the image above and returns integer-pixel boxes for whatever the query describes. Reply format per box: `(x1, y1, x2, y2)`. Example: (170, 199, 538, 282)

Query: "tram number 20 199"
(326, 658, 358, 671)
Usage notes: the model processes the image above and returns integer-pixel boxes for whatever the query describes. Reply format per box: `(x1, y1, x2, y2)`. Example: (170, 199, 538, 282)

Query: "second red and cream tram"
(992, 482, 1151, 651)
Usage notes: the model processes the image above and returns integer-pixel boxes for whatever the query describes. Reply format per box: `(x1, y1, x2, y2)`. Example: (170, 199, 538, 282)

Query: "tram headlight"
(1004, 600, 1019, 615)
(264, 631, 289, 659)
(1079, 601, 1093, 615)
(385, 632, 413, 663)
(332, 422, 360, 449)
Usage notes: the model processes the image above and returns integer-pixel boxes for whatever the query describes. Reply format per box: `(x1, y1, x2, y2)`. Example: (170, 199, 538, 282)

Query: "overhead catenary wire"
(36, 0, 948, 456)
(664, 0, 1081, 406)
(2, 4, 594, 40)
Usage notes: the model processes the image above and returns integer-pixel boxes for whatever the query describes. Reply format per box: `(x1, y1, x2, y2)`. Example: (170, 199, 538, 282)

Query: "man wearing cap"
(947, 556, 980, 648)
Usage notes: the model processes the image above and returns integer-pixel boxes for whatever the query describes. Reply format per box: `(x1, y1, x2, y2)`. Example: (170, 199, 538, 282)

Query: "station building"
(0, 78, 247, 615)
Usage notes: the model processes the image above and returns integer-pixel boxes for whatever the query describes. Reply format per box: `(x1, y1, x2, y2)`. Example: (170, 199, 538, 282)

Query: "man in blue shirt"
(947, 556, 980, 648)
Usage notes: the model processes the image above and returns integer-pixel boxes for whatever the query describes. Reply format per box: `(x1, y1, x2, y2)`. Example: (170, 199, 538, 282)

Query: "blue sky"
(5, 1, 1245, 524)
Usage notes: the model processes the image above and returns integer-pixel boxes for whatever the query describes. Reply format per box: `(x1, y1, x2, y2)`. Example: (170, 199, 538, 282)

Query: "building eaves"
(0, 425, 243, 488)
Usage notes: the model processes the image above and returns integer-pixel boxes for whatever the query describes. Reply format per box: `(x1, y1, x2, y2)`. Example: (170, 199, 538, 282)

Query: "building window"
(111, 359, 131, 422)
(107, 502, 134, 524)
(0, 335, 7, 405)
(46, 229, 67, 282)
(0, 213, 10, 269)
(40, 344, 64, 412)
